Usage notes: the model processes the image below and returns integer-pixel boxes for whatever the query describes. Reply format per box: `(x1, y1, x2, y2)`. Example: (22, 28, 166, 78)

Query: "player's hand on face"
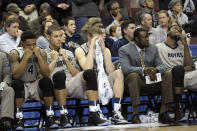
(90, 36, 99, 50)
(51, 50, 59, 62)
(16, 29, 23, 38)
(24, 48, 33, 60)
(116, 12, 122, 21)
(99, 37, 106, 52)
(33, 47, 40, 57)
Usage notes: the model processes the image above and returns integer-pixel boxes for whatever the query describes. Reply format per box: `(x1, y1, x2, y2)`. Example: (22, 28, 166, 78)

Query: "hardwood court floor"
(110, 126, 197, 131)
(58, 123, 197, 131)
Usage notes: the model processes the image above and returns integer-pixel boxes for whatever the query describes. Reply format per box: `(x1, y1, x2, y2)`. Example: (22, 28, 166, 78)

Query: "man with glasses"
(102, 1, 127, 35)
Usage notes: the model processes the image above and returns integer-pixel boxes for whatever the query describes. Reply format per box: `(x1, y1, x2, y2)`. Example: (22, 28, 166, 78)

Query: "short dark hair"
(133, 28, 148, 41)
(107, 1, 119, 12)
(47, 25, 61, 35)
(21, 31, 36, 42)
(121, 19, 135, 36)
(61, 16, 74, 26)
(39, 13, 51, 25)
(5, 18, 20, 28)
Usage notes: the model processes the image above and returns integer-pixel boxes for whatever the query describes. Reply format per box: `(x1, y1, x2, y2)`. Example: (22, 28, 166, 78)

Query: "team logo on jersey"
(56, 60, 66, 67)
(168, 52, 183, 58)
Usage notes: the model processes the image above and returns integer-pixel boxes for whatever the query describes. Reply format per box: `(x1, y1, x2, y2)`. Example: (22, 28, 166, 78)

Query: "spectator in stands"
(6, 3, 30, 32)
(9, 31, 58, 130)
(36, 21, 53, 49)
(135, 0, 159, 28)
(168, 0, 188, 26)
(139, 13, 160, 45)
(182, 0, 196, 21)
(16, 0, 40, 23)
(72, 0, 100, 35)
(119, 28, 174, 124)
(0, 12, 16, 36)
(39, 2, 51, 15)
(75, 26, 128, 125)
(0, 52, 14, 131)
(45, 25, 110, 126)
(109, 25, 122, 41)
(0, 18, 22, 54)
(62, 17, 84, 53)
(156, 25, 197, 121)
(156, 10, 171, 43)
(112, 19, 136, 57)
(29, 2, 53, 34)
(48, 0, 72, 25)
(102, 1, 127, 34)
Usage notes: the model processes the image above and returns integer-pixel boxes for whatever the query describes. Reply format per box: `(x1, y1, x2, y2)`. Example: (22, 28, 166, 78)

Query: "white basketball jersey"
(15, 47, 40, 82)
(45, 48, 79, 83)
(156, 43, 184, 69)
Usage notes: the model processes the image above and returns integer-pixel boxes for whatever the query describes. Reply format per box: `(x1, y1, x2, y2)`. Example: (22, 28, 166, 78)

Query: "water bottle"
(140, 115, 148, 123)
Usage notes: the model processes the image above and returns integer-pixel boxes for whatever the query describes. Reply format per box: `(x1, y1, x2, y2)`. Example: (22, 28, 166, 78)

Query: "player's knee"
(83, 69, 97, 91)
(39, 77, 54, 97)
(172, 65, 184, 87)
(52, 71, 66, 90)
(12, 80, 24, 98)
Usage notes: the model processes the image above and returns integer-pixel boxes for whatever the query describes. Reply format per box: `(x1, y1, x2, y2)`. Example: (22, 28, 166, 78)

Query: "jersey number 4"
(28, 65, 33, 74)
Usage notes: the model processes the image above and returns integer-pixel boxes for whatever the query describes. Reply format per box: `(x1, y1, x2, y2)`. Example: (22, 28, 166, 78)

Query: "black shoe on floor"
(15, 118, 25, 130)
(132, 114, 141, 124)
(1, 117, 13, 130)
(45, 115, 58, 129)
(88, 111, 110, 126)
(111, 110, 128, 125)
(159, 112, 174, 124)
(60, 113, 72, 128)
(175, 109, 185, 121)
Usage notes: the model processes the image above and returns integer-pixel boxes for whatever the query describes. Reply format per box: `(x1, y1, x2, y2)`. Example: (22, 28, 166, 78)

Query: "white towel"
(95, 39, 113, 105)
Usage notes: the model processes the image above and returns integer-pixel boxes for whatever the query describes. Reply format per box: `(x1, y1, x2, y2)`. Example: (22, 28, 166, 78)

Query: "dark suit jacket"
(119, 42, 165, 76)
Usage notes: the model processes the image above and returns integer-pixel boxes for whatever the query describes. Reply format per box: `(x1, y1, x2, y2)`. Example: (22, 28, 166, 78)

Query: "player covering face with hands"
(9, 31, 56, 130)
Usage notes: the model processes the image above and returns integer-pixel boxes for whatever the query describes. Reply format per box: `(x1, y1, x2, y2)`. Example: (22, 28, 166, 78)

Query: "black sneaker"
(60, 113, 72, 128)
(45, 115, 58, 129)
(175, 109, 185, 121)
(132, 114, 141, 124)
(1, 117, 12, 130)
(15, 118, 24, 130)
(111, 110, 128, 125)
(159, 112, 174, 124)
(88, 111, 110, 126)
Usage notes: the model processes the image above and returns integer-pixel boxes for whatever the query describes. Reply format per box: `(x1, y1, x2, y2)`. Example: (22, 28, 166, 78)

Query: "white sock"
(16, 112, 23, 119)
(60, 108, 68, 115)
(46, 106, 54, 116)
(97, 103, 102, 112)
(114, 103, 121, 112)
